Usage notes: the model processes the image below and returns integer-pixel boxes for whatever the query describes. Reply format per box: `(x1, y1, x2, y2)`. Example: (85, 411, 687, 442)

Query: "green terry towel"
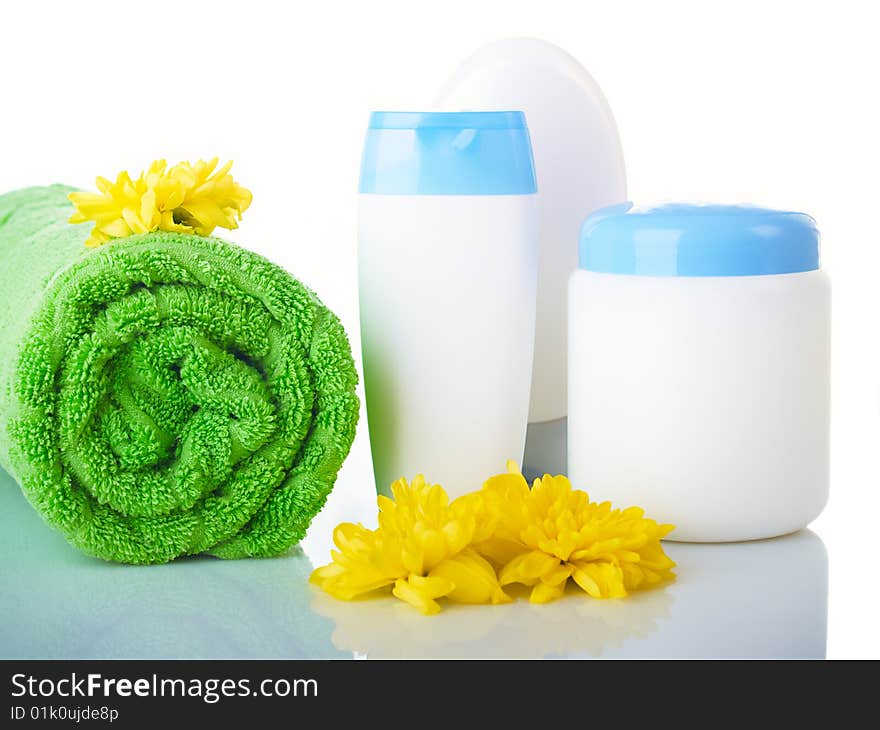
(0, 185, 359, 564)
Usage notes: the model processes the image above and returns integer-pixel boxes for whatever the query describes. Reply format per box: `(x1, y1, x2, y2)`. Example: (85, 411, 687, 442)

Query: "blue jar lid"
(359, 111, 537, 195)
(579, 203, 820, 276)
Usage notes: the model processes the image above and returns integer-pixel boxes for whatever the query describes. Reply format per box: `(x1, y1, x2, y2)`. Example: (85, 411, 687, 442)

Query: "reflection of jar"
(568, 204, 830, 542)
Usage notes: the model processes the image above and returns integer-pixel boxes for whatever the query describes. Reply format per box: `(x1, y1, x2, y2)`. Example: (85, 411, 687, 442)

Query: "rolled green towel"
(0, 185, 359, 564)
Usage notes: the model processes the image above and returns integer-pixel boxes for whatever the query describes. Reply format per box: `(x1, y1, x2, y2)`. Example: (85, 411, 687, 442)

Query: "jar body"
(359, 194, 538, 497)
(568, 269, 830, 542)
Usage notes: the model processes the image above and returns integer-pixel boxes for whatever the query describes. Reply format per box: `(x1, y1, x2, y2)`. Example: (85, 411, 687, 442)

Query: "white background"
(1, 0, 877, 658)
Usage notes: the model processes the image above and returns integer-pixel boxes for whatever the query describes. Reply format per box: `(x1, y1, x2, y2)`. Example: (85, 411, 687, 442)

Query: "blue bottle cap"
(579, 203, 820, 276)
(359, 111, 537, 195)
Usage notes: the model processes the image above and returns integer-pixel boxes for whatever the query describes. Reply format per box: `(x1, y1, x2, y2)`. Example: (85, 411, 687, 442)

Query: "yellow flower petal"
(472, 535, 527, 566)
(572, 562, 627, 599)
(429, 548, 510, 605)
(637, 540, 678, 571)
(530, 581, 567, 604)
(120, 207, 149, 234)
(442, 516, 473, 556)
(175, 200, 227, 234)
(392, 576, 453, 615)
(414, 525, 449, 573)
(571, 565, 602, 598)
(409, 574, 456, 599)
(331, 522, 372, 553)
(101, 218, 134, 238)
(540, 562, 573, 587)
(499, 550, 560, 586)
(482, 471, 530, 501)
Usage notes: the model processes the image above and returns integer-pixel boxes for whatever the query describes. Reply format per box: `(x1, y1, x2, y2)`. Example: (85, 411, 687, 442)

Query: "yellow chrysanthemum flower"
(310, 475, 509, 615)
(68, 158, 252, 247)
(474, 462, 676, 604)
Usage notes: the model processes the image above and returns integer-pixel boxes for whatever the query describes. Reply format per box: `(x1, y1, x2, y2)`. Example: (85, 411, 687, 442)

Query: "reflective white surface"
(310, 529, 826, 659)
(0, 468, 826, 659)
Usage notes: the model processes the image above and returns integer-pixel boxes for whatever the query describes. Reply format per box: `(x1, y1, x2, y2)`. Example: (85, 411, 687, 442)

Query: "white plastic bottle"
(358, 111, 538, 497)
(568, 203, 830, 542)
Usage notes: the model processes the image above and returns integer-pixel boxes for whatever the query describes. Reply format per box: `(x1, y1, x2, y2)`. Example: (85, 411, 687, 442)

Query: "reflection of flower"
(69, 158, 252, 247)
(476, 463, 676, 603)
(310, 476, 509, 615)
(310, 584, 675, 659)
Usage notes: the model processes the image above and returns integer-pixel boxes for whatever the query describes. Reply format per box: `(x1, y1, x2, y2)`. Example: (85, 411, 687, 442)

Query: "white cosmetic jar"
(568, 203, 830, 542)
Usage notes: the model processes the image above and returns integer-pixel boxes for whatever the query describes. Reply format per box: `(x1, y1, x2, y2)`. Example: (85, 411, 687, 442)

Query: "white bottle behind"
(358, 112, 538, 497)
(437, 39, 627, 479)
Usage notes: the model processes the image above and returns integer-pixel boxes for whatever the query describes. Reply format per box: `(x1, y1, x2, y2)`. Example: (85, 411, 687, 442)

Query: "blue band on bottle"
(359, 111, 537, 195)
(579, 203, 820, 276)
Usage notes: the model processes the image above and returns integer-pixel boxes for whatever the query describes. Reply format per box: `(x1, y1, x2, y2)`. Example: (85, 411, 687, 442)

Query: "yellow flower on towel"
(474, 462, 676, 603)
(310, 475, 509, 615)
(68, 158, 252, 247)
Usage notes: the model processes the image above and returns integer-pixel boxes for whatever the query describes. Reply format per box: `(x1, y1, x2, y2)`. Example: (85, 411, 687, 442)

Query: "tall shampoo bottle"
(358, 111, 538, 497)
